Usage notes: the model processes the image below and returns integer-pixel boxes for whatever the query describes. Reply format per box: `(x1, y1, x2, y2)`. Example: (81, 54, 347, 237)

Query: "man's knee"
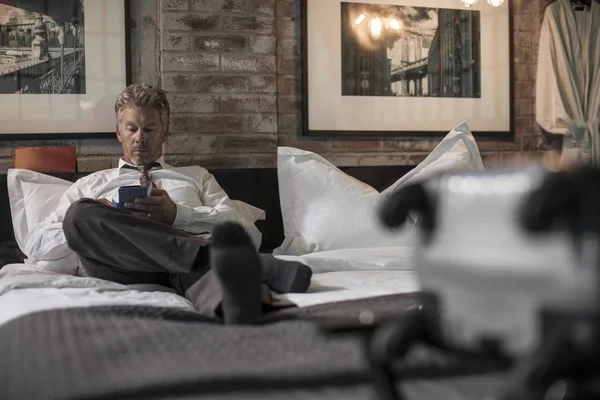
(63, 198, 103, 238)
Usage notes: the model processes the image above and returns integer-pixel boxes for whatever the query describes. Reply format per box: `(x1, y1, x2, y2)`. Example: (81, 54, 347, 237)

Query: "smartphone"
(114, 185, 147, 212)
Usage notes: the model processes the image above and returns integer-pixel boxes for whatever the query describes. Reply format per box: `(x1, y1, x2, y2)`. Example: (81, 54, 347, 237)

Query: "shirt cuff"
(173, 203, 193, 229)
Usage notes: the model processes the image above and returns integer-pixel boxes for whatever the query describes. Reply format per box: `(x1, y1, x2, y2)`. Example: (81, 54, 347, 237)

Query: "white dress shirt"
(24, 157, 262, 273)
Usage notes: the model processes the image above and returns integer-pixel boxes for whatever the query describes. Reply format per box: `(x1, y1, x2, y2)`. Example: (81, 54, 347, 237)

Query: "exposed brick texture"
(0, 0, 552, 171)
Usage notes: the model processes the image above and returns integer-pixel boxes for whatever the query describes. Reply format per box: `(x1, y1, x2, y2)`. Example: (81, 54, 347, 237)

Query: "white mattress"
(0, 247, 420, 327)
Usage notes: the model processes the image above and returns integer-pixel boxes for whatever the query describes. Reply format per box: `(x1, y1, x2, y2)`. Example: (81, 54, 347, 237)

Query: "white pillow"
(274, 122, 484, 256)
(382, 122, 484, 191)
(231, 200, 266, 222)
(7, 169, 72, 254)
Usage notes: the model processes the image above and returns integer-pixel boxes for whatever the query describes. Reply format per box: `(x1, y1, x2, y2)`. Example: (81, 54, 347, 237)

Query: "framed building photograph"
(302, 0, 513, 138)
(0, 0, 131, 139)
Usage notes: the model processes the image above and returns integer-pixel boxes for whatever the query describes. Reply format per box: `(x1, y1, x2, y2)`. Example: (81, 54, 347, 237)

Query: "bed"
(0, 258, 507, 400)
(0, 126, 508, 399)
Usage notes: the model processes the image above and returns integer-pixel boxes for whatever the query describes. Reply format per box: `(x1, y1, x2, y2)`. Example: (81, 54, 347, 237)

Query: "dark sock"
(259, 254, 313, 294)
(210, 222, 262, 325)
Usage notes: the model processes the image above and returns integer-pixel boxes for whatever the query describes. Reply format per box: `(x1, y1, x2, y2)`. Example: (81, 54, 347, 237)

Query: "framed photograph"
(302, 0, 513, 138)
(0, 0, 131, 139)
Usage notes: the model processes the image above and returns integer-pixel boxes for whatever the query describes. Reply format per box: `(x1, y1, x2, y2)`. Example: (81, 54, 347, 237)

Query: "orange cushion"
(14, 146, 77, 173)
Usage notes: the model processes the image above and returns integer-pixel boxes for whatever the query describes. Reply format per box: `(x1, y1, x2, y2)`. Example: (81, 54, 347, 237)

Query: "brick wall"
(0, 0, 552, 172)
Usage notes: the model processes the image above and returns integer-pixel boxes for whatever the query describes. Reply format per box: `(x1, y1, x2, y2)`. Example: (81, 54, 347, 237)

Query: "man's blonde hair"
(114, 83, 170, 132)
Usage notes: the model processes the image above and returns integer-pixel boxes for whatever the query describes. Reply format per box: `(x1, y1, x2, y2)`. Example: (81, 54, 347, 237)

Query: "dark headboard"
(0, 166, 414, 264)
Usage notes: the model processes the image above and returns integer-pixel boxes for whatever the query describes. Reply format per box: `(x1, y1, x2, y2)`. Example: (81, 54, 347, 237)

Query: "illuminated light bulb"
(461, 0, 478, 7)
(370, 17, 382, 38)
(487, 0, 504, 6)
(388, 18, 401, 30)
(355, 13, 366, 25)
(79, 100, 94, 110)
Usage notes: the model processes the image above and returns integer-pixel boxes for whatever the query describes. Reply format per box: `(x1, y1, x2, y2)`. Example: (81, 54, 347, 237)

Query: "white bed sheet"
(0, 247, 420, 327)
(275, 246, 417, 273)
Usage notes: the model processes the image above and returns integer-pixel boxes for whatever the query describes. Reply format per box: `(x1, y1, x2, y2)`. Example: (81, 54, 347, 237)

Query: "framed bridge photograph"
(0, 0, 131, 139)
(301, 0, 513, 138)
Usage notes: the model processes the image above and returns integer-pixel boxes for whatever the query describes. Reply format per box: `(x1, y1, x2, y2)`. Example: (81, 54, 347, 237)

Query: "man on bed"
(24, 83, 312, 325)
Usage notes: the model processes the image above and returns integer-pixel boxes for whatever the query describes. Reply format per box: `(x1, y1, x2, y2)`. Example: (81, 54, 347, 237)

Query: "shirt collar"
(118, 156, 169, 172)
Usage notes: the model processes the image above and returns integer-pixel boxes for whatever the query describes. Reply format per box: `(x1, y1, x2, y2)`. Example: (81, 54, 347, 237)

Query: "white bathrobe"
(536, 0, 600, 165)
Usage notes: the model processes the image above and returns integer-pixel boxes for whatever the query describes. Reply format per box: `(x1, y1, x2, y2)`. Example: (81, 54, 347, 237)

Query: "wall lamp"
(354, 12, 402, 39)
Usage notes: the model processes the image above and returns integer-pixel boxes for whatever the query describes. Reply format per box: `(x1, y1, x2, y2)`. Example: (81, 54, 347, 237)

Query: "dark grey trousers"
(62, 198, 276, 319)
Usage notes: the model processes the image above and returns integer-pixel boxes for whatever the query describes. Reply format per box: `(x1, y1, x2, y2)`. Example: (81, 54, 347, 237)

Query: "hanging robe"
(536, 0, 600, 166)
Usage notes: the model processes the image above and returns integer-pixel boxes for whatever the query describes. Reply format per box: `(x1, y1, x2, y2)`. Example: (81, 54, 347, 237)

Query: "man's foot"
(260, 255, 313, 294)
(210, 222, 262, 325)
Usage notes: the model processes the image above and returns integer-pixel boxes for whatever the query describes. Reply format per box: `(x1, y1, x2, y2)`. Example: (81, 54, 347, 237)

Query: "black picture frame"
(0, 0, 132, 141)
(301, 0, 515, 140)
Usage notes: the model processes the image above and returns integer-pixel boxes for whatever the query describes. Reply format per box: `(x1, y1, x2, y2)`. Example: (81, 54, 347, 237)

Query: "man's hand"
(97, 198, 112, 207)
(124, 189, 177, 225)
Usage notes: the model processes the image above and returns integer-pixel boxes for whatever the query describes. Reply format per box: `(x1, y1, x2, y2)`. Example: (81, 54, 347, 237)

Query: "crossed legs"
(63, 199, 312, 324)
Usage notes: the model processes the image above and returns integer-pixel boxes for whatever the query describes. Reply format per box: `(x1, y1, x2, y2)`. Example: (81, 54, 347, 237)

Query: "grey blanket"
(0, 294, 504, 400)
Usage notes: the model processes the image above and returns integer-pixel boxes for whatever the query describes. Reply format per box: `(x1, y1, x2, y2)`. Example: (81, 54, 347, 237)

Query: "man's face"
(116, 105, 167, 166)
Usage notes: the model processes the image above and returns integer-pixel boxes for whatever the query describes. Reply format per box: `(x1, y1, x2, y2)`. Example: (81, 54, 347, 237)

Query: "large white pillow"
(231, 200, 266, 222)
(7, 169, 71, 254)
(274, 122, 484, 256)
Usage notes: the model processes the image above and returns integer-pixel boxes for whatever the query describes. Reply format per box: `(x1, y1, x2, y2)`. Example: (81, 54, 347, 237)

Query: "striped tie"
(123, 162, 162, 190)
(137, 164, 151, 189)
